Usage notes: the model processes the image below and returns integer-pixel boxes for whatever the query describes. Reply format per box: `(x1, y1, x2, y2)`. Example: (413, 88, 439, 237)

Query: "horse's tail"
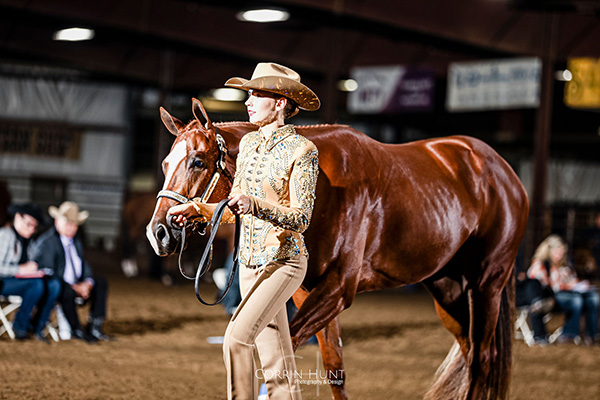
(425, 274, 515, 400)
(424, 339, 467, 399)
(485, 271, 514, 400)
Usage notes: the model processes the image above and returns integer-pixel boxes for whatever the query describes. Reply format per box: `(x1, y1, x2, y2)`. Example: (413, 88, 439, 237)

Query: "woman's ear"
(276, 97, 287, 111)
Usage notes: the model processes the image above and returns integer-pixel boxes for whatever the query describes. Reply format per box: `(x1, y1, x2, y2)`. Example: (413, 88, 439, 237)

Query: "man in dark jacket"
(34, 201, 111, 342)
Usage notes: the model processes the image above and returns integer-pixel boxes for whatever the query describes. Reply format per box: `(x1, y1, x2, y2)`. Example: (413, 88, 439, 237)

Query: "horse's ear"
(160, 107, 185, 136)
(192, 98, 213, 131)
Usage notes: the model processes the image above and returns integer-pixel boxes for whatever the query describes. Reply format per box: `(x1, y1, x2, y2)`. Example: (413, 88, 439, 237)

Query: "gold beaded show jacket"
(229, 124, 319, 267)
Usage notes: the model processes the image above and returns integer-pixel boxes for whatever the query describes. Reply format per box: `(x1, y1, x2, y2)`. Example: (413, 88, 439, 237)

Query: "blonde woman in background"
(528, 234, 599, 345)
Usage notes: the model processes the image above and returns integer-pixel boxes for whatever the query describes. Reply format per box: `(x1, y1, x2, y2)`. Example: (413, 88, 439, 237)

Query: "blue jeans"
(555, 290, 600, 339)
(0, 277, 61, 335)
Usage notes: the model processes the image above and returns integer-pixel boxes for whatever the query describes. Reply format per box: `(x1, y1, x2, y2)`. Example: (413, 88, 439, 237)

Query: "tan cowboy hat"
(49, 201, 89, 226)
(225, 62, 320, 116)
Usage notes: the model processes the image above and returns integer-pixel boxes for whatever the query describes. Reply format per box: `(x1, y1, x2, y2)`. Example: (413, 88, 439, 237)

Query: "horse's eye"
(193, 159, 205, 169)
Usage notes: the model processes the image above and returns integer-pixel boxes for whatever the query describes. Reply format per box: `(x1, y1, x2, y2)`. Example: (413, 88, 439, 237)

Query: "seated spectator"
(34, 201, 112, 342)
(0, 203, 61, 343)
(516, 272, 555, 345)
(528, 234, 600, 345)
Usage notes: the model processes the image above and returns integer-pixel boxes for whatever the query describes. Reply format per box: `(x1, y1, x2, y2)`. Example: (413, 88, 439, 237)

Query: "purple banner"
(348, 66, 435, 114)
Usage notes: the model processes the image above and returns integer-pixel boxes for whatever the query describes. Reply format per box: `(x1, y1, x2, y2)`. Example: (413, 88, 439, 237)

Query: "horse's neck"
(216, 122, 256, 156)
(216, 122, 256, 179)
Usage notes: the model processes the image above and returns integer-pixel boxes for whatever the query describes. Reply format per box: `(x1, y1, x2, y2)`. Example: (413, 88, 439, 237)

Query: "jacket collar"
(247, 125, 296, 153)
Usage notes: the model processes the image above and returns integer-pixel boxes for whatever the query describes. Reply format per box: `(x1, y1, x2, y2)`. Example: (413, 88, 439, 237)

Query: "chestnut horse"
(147, 99, 529, 400)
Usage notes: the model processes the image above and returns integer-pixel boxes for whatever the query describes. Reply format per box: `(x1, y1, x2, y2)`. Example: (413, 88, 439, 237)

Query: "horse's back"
(296, 125, 526, 213)
(296, 125, 528, 286)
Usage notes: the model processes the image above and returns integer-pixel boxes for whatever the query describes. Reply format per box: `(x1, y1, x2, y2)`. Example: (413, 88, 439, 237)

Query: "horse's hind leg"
(423, 276, 472, 400)
(424, 256, 513, 400)
(292, 288, 348, 400)
(464, 267, 513, 400)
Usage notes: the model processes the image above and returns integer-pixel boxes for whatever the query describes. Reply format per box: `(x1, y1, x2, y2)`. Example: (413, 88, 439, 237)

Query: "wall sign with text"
(446, 58, 541, 112)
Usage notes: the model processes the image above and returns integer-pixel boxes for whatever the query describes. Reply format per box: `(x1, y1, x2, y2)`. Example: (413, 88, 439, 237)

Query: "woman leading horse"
(168, 63, 320, 400)
(147, 64, 529, 399)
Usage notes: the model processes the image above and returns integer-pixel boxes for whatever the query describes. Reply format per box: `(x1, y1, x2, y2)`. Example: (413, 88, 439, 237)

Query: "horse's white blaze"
(146, 223, 161, 254)
(147, 140, 188, 255)
(162, 141, 188, 190)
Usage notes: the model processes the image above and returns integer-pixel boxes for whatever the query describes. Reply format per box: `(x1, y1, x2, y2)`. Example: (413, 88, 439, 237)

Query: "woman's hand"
(228, 194, 251, 214)
(168, 203, 204, 227)
(18, 261, 38, 274)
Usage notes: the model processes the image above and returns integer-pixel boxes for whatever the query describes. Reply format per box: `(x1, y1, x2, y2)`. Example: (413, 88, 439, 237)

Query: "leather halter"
(157, 130, 229, 207)
(154, 128, 240, 305)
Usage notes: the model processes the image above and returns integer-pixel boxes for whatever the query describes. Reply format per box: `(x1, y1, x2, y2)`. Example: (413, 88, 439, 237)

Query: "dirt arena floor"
(1, 250, 599, 399)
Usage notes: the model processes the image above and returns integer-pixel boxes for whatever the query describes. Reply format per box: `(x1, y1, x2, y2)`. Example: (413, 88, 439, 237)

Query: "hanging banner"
(348, 66, 435, 114)
(564, 58, 600, 109)
(446, 58, 541, 112)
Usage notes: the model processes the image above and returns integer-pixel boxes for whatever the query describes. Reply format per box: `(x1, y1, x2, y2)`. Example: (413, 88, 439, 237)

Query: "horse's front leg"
(292, 288, 348, 400)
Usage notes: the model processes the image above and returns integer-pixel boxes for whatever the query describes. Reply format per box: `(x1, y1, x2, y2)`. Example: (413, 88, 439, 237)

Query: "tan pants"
(223, 255, 307, 400)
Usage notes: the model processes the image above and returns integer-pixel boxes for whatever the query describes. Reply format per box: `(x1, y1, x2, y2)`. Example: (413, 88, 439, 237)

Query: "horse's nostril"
(156, 224, 169, 244)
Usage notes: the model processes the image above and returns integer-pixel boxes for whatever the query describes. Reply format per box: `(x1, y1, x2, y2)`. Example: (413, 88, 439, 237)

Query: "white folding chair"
(53, 305, 71, 340)
(515, 297, 563, 346)
(0, 295, 23, 339)
(0, 295, 60, 342)
(515, 306, 535, 346)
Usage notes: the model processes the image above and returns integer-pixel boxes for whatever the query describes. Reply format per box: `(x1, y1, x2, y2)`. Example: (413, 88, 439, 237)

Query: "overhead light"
(555, 69, 572, 82)
(212, 88, 246, 102)
(53, 27, 95, 42)
(337, 79, 358, 92)
(236, 9, 290, 23)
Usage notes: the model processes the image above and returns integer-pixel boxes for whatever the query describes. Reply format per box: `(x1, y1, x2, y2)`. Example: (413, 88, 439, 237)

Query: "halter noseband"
(157, 130, 230, 208)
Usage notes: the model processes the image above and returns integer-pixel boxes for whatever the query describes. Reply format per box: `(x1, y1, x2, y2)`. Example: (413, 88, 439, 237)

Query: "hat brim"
(48, 205, 89, 226)
(225, 76, 320, 112)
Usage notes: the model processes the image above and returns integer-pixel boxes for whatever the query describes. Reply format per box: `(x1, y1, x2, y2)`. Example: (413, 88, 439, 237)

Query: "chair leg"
(45, 323, 60, 342)
(0, 310, 15, 339)
(55, 306, 72, 340)
(0, 296, 23, 340)
(515, 308, 535, 346)
(548, 326, 563, 344)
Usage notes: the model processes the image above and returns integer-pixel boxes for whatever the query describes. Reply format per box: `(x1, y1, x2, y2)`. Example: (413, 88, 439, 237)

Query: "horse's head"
(146, 98, 234, 256)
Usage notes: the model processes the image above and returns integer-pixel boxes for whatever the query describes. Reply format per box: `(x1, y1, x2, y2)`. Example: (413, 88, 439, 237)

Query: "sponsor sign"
(565, 58, 600, 109)
(446, 58, 541, 112)
(348, 66, 434, 114)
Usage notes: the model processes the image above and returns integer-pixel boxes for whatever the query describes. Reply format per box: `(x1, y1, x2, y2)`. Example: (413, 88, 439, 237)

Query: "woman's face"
(245, 89, 285, 127)
(13, 213, 38, 239)
(550, 244, 565, 264)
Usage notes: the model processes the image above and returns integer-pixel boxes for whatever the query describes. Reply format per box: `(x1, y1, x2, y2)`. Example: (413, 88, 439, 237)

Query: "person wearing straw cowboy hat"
(34, 201, 112, 342)
(168, 62, 320, 399)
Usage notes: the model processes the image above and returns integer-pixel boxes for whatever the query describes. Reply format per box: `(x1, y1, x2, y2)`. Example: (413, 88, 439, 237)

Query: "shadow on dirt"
(105, 314, 229, 336)
(341, 321, 439, 344)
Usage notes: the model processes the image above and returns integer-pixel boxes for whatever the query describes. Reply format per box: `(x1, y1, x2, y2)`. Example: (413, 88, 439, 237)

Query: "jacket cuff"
(249, 196, 308, 232)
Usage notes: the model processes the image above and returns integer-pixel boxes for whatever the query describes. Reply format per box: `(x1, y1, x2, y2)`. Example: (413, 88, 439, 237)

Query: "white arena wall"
(0, 73, 130, 249)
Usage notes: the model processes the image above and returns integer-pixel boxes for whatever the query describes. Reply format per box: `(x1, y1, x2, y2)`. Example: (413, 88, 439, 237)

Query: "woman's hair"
(532, 234, 568, 266)
(282, 98, 298, 119)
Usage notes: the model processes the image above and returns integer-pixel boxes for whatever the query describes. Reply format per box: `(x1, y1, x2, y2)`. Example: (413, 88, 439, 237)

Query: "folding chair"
(0, 295, 22, 339)
(515, 297, 562, 346)
(0, 295, 60, 342)
(515, 306, 535, 346)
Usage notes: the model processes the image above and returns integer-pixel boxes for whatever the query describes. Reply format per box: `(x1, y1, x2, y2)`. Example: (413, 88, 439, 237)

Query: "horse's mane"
(215, 121, 256, 128)
(214, 121, 348, 130)
(295, 123, 344, 129)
